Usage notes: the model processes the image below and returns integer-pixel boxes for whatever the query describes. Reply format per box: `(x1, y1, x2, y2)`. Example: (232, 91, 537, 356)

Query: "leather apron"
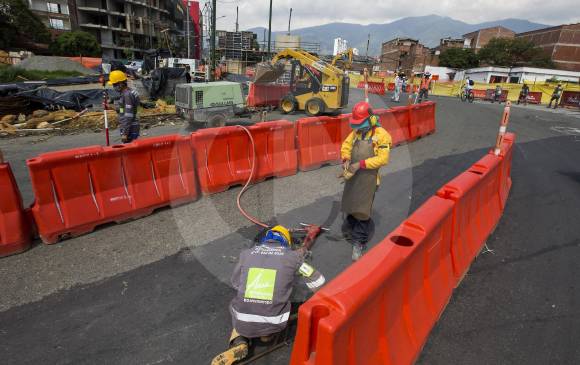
(341, 131, 378, 220)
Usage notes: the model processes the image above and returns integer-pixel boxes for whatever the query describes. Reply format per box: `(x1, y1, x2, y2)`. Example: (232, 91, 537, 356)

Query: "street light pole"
(210, 0, 216, 81)
(186, 1, 191, 58)
(267, 0, 272, 55)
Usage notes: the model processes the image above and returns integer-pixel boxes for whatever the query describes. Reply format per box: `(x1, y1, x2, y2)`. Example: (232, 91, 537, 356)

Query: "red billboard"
(183, 0, 201, 59)
(560, 91, 580, 108)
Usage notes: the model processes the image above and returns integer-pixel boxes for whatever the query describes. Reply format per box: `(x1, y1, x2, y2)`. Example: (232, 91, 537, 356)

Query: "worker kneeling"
(211, 225, 325, 365)
(341, 101, 391, 261)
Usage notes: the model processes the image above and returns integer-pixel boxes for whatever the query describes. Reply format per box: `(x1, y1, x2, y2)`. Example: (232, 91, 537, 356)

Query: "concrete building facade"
(463, 26, 515, 52)
(464, 66, 580, 83)
(380, 37, 431, 74)
(516, 23, 580, 72)
(28, 0, 74, 34)
(27, 0, 188, 59)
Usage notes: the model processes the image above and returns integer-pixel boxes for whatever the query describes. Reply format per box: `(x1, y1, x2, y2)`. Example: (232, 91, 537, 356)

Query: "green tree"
(478, 38, 554, 68)
(50, 31, 101, 57)
(438, 48, 479, 69)
(0, 0, 51, 49)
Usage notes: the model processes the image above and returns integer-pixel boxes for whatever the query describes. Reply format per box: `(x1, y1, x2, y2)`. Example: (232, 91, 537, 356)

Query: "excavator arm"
(254, 48, 344, 84)
(331, 48, 353, 70)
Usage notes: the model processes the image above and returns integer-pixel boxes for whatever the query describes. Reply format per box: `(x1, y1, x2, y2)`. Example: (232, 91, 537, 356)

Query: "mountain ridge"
(247, 15, 548, 56)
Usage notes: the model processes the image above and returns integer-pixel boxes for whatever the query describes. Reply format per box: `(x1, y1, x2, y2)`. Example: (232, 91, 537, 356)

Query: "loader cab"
(289, 61, 321, 96)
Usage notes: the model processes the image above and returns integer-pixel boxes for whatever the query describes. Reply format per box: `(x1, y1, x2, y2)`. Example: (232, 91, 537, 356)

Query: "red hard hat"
(350, 101, 372, 126)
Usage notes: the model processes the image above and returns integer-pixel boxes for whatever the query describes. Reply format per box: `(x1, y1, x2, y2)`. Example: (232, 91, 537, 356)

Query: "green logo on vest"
(245, 268, 277, 301)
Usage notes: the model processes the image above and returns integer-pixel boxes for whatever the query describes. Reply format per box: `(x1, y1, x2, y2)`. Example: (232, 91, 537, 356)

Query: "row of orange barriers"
(357, 81, 386, 95)
(0, 163, 33, 257)
(297, 102, 436, 170)
(0, 102, 436, 250)
(290, 133, 516, 365)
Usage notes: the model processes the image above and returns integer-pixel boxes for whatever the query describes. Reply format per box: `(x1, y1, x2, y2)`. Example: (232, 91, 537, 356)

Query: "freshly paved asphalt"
(1, 91, 579, 365)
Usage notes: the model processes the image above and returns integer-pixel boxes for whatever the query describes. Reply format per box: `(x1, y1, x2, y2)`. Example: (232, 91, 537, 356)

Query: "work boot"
(352, 242, 367, 261)
(211, 339, 248, 365)
(212, 334, 249, 365)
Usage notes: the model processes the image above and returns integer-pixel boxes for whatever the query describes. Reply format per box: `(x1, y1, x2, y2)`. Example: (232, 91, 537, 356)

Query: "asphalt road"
(1, 91, 579, 365)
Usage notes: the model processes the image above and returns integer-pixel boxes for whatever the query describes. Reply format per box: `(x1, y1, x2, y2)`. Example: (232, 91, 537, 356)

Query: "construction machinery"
(254, 49, 349, 116)
(175, 81, 246, 127)
(331, 48, 354, 70)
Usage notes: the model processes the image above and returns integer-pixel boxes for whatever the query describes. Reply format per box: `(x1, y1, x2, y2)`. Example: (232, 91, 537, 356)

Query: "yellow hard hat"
(271, 225, 291, 244)
(108, 70, 127, 85)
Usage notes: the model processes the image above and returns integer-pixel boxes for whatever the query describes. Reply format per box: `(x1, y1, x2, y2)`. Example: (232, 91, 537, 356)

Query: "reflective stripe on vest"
(232, 308, 290, 324)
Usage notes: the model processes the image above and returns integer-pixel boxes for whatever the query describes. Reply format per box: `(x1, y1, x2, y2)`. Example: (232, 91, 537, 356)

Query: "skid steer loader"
(254, 49, 349, 116)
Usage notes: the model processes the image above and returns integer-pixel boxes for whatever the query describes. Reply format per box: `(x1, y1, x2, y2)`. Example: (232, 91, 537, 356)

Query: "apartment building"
(28, 0, 74, 34)
(463, 26, 515, 52)
(516, 23, 580, 72)
(380, 37, 431, 74)
(27, 0, 188, 59)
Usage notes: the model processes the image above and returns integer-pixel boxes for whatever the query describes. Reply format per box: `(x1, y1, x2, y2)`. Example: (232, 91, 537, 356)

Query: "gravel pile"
(18, 56, 96, 74)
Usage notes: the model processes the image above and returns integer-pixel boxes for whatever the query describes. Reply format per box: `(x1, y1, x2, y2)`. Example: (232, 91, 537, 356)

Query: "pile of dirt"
(18, 56, 95, 75)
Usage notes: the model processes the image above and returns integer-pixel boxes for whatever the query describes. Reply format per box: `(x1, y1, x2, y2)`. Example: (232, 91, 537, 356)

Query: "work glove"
(121, 134, 129, 143)
(306, 225, 322, 239)
(348, 162, 360, 174)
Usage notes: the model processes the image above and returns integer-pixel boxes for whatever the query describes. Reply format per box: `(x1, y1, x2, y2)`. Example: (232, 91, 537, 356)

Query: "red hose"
(236, 125, 269, 228)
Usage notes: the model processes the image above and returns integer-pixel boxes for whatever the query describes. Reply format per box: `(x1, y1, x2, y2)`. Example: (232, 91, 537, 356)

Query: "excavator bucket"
(253, 62, 286, 84)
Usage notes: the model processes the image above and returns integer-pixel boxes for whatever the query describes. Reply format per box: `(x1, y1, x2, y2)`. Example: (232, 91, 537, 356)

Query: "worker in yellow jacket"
(341, 101, 391, 261)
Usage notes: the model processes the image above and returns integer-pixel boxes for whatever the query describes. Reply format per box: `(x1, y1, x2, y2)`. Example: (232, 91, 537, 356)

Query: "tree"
(478, 38, 554, 68)
(0, 0, 51, 49)
(438, 48, 479, 69)
(50, 31, 101, 57)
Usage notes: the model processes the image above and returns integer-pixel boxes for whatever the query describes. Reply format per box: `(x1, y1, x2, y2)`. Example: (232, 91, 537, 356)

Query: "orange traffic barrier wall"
(0, 162, 32, 256)
(296, 102, 436, 170)
(290, 134, 516, 365)
(296, 114, 351, 171)
(498, 133, 515, 210)
(374, 107, 410, 146)
(27, 135, 197, 244)
(357, 81, 386, 95)
(291, 196, 456, 365)
(436, 154, 503, 280)
(246, 82, 291, 108)
(409, 101, 436, 140)
(191, 120, 297, 194)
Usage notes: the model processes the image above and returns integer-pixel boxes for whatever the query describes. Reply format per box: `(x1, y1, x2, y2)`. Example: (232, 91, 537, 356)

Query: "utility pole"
(366, 33, 370, 59)
(235, 6, 239, 32)
(186, 1, 191, 58)
(210, 0, 216, 80)
(263, 29, 266, 51)
(199, 4, 203, 59)
(287, 7, 292, 35)
(267, 0, 272, 55)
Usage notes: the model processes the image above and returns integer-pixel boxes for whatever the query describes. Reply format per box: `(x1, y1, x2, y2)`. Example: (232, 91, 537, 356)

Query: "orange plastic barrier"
(290, 135, 516, 365)
(246, 82, 291, 108)
(436, 154, 503, 280)
(191, 121, 297, 194)
(27, 135, 197, 244)
(295, 114, 351, 171)
(0, 163, 32, 257)
(374, 107, 410, 146)
(387, 82, 395, 91)
(68, 57, 102, 69)
(357, 81, 386, 95)
(498, 133, 516, 210)
(409, 101, 436, 140)
(290, 196, 455, 365)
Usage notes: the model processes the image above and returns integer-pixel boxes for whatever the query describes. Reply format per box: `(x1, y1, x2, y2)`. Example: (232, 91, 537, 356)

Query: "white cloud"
(208, 0, 580, 31)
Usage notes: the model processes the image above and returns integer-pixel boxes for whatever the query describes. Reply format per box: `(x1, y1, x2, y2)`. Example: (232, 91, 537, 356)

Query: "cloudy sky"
(210, 0, 580, 31)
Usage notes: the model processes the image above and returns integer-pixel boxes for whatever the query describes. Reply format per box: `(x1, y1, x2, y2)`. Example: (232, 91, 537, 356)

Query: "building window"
(49, 18, 65, 30)
(47, 2, 61, 13)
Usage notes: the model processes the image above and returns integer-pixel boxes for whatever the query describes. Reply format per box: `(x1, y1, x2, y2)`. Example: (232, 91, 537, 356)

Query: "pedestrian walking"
(416, 72, 431, 103)
(108, 70, 140, 143)
(548, 84, 563, 109)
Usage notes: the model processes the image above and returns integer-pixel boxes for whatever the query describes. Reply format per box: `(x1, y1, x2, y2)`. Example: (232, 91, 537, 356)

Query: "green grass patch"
(0, 64, 83, 83)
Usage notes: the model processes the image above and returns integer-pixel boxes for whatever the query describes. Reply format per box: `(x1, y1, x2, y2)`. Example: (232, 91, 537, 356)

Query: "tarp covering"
(16, 88, 119, 111)
(141, 67, 187, 99)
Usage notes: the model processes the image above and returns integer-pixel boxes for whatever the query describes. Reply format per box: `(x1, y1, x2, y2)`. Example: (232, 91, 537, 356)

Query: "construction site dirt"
(1, 89, 579, 365)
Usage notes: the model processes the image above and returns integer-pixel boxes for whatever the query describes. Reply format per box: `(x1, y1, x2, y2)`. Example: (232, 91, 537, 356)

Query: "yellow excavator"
(253, 48, 349, 116)
(331, 48, 354, 70)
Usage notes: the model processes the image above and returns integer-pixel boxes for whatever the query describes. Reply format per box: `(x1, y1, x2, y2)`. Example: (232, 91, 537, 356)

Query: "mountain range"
(248, 15, 548, 56)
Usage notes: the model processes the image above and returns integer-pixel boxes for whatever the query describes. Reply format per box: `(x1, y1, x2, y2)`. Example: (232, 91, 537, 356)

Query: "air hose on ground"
(235, 125, 269, 229)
